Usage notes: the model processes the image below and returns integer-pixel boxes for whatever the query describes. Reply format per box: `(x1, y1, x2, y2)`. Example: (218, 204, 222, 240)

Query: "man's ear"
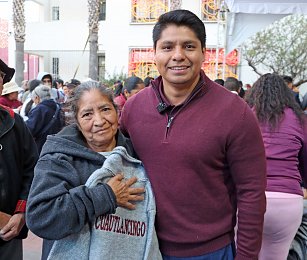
(202, 48, 206, 62)
(123, 89, 129, 98)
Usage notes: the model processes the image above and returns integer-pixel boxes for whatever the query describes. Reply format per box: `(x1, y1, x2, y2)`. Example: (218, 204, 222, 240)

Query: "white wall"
(17, 0, 254, 82)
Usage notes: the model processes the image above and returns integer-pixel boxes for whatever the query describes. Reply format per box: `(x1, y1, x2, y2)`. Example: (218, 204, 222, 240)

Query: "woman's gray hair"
(31, 84, 51, 101)
(68, 80, 117, 122)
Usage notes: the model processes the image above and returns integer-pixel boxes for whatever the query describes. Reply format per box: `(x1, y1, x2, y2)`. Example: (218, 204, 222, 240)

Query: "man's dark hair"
(153, 9, 206, 49)
(224, 77, 240, 92)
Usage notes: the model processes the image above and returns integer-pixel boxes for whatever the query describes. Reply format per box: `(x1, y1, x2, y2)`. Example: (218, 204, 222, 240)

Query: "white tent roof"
(224, 0, 307, 53)
(225, 0, 307, 15)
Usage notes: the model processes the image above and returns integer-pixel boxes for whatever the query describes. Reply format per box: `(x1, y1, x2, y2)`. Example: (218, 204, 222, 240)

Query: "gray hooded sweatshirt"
(47, 146, 161, 260)
(26, 124, 161, 260)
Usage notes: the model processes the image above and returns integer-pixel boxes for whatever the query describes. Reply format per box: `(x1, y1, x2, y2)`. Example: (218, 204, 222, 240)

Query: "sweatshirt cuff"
(14, 200, 27, 213)
(93, 184, 117, 216)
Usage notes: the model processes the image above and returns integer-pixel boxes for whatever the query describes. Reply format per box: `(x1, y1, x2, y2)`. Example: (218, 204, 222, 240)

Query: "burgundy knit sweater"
(120, 71, 266, 260)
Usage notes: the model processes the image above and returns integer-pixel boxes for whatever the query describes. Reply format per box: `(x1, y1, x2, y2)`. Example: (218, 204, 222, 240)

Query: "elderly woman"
(26, 85, 63, 154)
(26, 81, 160, 260)
(0, 81, 22, 112)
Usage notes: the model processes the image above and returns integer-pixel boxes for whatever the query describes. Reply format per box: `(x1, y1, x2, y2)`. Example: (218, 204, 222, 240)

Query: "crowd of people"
(0, 8, 306, 260)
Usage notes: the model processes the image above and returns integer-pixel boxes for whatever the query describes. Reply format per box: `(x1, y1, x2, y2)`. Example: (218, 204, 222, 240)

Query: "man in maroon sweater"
(120, 9, 266, 260)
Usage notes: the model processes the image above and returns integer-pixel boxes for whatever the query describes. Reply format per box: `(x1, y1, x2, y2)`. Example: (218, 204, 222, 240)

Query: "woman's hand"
(107, 174, 145, 210)
(0, 213, 25, 241)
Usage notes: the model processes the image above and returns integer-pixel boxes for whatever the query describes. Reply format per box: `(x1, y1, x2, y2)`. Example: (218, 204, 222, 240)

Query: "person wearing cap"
(0, 59, 15, 87)
(0, 81, 22, 112)
(0, 62, 38, 260)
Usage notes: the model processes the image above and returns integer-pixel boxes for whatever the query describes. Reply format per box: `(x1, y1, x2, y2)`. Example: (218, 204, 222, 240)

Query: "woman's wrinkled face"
(77, 89, 118, 152)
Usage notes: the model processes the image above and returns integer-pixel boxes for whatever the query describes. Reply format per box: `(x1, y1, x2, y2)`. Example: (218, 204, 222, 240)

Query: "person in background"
(224, 77, 241, 95)
(301, 91, 307, 114)
(0, 61, 38, 260)
(19, 80, 28, 102)
(53, 79, 66, 104)
(144, 76, 154, 87)
(62, 83, 77, 99)
(69, 78, 81, 86)
(283, 75, 302, 108)
(54, 78, 64, 91)
(214, 78, 224, 86)
(26, 81, 146, 260)
(19, 79, 41, 121)
(0, 81, 22, 113)
(62, 83, 77, 125)
(120, 9, 266, 260)
(0, 59, 15, 86)
(113, 80, 124, 97)
(238, 80, 245, 99)
(246, 73, 307, 260)
(26, 85, 64, 154)
(37, 72, 64, 104)
(114, 76, 145, 115)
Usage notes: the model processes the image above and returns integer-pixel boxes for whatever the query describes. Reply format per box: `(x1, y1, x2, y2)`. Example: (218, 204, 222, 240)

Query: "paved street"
(23, 231, 42, 260)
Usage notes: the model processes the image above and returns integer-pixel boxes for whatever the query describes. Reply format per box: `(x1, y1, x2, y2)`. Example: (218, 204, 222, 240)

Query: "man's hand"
(0, 213, 25, 241)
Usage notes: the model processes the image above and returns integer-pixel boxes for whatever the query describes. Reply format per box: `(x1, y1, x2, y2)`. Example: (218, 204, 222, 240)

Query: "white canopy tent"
(224, 0, 307, 53)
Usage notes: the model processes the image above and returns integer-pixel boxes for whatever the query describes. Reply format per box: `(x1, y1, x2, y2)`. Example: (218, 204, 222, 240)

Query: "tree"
(242, 15, 307, 87)
(13, 0, 25, 87)
(87, 0, 101, 81)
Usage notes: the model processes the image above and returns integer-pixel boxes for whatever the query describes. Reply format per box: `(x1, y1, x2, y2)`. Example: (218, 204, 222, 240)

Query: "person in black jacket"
(26, 84, 64, 154)
(0, 63, 38, 260)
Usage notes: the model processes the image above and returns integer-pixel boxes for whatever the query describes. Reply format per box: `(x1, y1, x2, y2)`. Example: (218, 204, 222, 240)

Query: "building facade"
(1, 0, 246, 84)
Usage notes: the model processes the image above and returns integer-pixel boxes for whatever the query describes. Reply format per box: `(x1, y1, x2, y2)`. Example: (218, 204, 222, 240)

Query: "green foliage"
(100, 69, 127, 88)
(242, 15, 307, 86)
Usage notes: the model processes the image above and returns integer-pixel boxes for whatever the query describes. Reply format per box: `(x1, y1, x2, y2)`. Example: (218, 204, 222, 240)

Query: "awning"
(224, 0, 307, 53)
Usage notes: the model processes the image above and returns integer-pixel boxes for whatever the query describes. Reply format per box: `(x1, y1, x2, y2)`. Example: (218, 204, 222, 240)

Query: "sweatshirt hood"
(40, 124, 136, 161)
(40, 124, 101, 161)
(37, 72, 53, 81)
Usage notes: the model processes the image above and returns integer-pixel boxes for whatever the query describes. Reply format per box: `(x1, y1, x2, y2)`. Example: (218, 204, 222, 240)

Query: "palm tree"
(13, 0, 25, 87)
(87, 0, 101, 81)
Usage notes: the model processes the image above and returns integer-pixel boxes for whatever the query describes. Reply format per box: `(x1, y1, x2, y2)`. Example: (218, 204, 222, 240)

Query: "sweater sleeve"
(15, 114, 39, 200)
(26, 156, 117, 240)
(226, 104, 266, 260)
(299, 115, 307, 188)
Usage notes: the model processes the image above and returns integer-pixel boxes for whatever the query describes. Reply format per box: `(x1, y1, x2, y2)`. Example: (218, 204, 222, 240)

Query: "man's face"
(42, 77, 52, 86)
(154, 25, 205, 91)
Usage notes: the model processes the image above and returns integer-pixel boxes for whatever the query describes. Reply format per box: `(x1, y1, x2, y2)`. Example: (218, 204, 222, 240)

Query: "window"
(52, 6, 60, 21)
(99, 0, 106, 21)
(202, 48, 238, 79)
(129, 48, 158, 79)
(131, 0, 169, 23)
(52, 57, 59, 79)
(98, 54, 106, 80)
(201, 0, 225, 22)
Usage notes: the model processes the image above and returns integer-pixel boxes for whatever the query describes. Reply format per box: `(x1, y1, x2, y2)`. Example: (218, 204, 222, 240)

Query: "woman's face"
(124, 83, 145, 99)
(77, 89, 118, 152)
